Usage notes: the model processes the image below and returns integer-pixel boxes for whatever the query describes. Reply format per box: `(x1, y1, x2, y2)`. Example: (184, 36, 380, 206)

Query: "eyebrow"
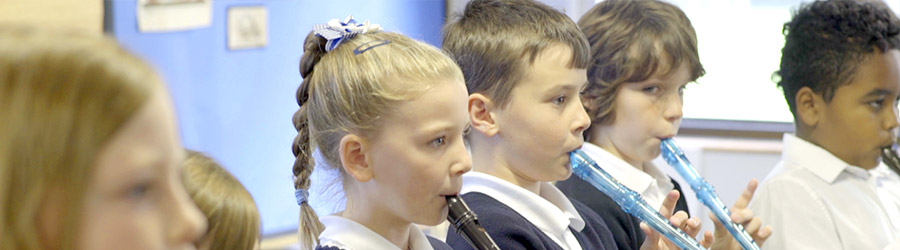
(548, 81, 587, 93)
(416, 121, 465, 137)
(863, 89, 891, 98)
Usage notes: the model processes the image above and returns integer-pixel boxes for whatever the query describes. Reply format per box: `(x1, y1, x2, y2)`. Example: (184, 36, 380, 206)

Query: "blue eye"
(430, 137, 446, 147)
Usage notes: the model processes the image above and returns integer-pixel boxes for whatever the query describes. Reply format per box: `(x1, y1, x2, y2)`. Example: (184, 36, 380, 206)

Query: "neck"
(342, 188, 412, 249)
(795, 124, 815, 144)
(469, 135, 542, 194)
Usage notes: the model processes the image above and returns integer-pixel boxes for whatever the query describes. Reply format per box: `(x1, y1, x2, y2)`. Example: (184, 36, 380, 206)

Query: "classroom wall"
(106, 0, 798, 239)
(107, 0, 447, 235)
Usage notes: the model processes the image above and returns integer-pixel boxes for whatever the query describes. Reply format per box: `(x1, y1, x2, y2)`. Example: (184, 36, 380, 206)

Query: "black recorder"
(446, 195, 500, 250)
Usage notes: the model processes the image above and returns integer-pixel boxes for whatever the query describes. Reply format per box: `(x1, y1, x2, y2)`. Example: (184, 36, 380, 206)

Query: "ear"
(469, 93, 500, 137)
(339, 134, 373, 182)
(795, 86, 822, 128)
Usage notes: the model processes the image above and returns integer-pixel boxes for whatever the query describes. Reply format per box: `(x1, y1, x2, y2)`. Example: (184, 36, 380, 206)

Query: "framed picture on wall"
(227, 6, 267, 50)
(137, 0, 212, 32)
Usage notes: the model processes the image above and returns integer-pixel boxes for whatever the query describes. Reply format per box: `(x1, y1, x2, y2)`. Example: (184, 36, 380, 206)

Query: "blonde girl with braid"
(291, 17, 471, 250)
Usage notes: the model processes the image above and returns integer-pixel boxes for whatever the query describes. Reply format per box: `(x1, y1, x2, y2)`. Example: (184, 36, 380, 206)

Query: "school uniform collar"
(318, 215, 434, 250)
(461, 172, 585, 235)
(581, 142, 673, 198)
(782, 133, 870, 183)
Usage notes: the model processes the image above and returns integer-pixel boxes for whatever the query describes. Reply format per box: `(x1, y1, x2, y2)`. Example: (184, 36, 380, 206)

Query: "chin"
(646, 145, 661, 158)
(860, 151, 884, 168)
(861, 159, 880, 169)
(418, 207, 449, 226)
(558, 164, 573, 180)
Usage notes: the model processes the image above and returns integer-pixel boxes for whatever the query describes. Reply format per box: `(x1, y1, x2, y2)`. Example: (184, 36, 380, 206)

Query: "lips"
(441, 187, 461, 197)
(566, 144, 583, 154)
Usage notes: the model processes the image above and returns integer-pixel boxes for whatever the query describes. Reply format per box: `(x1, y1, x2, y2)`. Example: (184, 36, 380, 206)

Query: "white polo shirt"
(318, 215, 436, 250)
(750, 134, 900, 249)
(871, 164, 900, 234)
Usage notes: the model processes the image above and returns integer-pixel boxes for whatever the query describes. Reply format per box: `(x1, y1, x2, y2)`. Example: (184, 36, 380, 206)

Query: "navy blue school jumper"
(314, 237, 451, 250)
(556, 176, 690, 250)
(446, 192, 618, 250)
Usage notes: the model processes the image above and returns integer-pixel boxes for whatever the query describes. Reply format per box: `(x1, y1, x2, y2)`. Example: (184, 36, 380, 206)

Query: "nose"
(886, 103, 900, 131)
(663, 93, 684, 123)
(168, 180, 207, 246)
(572, 98, 591, 138)
(450, 137, 473, 176)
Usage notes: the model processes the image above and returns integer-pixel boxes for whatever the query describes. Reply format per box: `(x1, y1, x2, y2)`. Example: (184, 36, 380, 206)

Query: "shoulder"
(750, 166, 830, 221)
(557, 177, 627, 213)
(558, 177, 641, 249)
(446, 192, 559, 250)
(557, 178, 637, 230)
(568, 198, 619, 249)
(427, 235, 453, 250)
(755, 168, 821, 203)
(760, 160, 822, 186)
(455, 192, 528, 222)
(569, 197, 605, 224)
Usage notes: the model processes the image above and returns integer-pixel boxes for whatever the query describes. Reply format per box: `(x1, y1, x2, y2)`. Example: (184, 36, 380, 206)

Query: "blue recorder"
(569, 150, 705, 250)
(659, 138, 759, 250)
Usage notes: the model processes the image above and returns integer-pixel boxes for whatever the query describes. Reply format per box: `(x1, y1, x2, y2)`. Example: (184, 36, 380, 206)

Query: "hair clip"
(354, 40, 391, 55)
(313, 15, 383, 52)
(295, 189, 309, 205)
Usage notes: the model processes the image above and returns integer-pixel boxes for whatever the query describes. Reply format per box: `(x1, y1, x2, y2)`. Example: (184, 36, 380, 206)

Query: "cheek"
(620, 92, 664, 124)
(829, 108, 873, 138)
(397, 166, 446, 219)
(420, 168, 448, 197)
(405, 164, 442, 188)
(373, 142, 419, 171)
(80, 206, 153, 250)
(385, 149, 444, 195)
(616, 131, 645, 154)
(614, 112, 649, 143)
(610, 119, 658, 160)
(509, 110, 562, 151)
(545, 123, 569, 145)
(534, 109, 571, 145)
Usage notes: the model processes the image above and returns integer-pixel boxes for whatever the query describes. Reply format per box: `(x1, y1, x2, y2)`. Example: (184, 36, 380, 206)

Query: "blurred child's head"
(292, 20, 470, 248)
(778, 0, 900, 168)
(443, 0, 591, 183)
(579, 0, 704, 164)
(0, 26, 205, 250)
(182, 150, 260, 250)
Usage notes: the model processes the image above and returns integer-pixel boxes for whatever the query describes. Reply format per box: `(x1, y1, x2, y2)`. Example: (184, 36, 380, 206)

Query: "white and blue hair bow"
(314, 15, 383, 52)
